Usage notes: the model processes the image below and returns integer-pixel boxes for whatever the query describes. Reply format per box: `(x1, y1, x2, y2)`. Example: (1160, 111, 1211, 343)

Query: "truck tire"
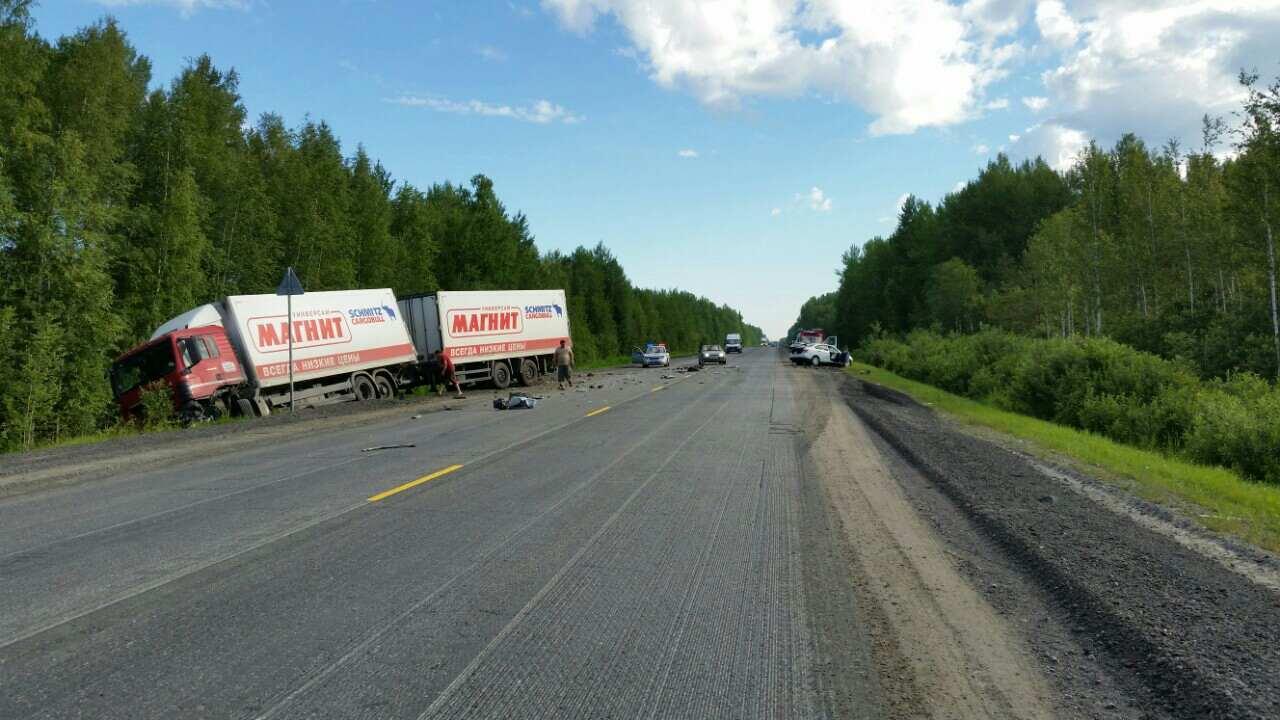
(492, 361, 512, 389)
(374, 373, 395, 399)
(179, 401, 205, 424)
(235, 397, 255, 417)
(518, 359, 539, 386)
(352, 373, 377, 401)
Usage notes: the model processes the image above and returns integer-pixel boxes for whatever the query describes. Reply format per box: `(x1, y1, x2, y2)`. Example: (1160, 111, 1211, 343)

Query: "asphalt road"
(0, 350, 831, 719)
(9, 348, 1271, 719)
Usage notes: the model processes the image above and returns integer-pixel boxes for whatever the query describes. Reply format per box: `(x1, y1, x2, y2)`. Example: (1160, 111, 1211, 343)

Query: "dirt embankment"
(840, 373, 1280, 720)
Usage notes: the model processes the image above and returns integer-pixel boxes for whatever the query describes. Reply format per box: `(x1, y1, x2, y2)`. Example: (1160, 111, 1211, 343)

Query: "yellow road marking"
(368, 464, 464, 502)
(586, 406, 611, 417)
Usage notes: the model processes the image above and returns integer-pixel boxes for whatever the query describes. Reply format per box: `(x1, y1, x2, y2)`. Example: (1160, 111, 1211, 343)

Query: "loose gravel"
(843, 376, 1280, 720)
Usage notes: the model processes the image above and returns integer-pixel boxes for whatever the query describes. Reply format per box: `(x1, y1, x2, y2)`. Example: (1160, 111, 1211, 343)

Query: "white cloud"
(807, 186, 832, 212)
(541, 0, 1023, 135)
(1016, 1, 1280, 170)
(953, 180, 967, 192)
(1022, 95, 1048, 111)
(677, 148, 699, 158)
(1014, 122, 1087, 170)
(896, 192, 911, 211)
(771, 207, 782, 216)
(962, 0, 1031, 39)
(1035, 0, 1079, 48)
(476, 45, 509, 62)
(1008, 133, 1021, 142)
(972, 143, 990, 154)
(985, 97, 1010, 110)
(94, 0, 247, 12)
(388, 95, 582, 124)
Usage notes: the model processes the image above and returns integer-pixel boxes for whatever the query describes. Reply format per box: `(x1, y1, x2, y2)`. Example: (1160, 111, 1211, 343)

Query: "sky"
(31, 0, 1280, 340)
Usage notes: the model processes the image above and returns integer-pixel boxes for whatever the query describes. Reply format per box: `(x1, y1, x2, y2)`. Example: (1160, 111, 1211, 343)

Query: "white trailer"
(398, 289, 571, 388)
(147, 289, 417, 415)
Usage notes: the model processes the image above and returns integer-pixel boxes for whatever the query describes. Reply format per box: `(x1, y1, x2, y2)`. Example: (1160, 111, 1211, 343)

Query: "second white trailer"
(399, 289, 571, 388)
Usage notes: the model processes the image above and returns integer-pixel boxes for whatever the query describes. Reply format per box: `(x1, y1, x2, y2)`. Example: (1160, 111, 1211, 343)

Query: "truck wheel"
(353, 374, 377, 401)
(518, 359, 539, 386)
(179, 401, 206, 424)
(235, 398, 255, 417)
(374, 373, 395, 399)
(492, 361, 512, 389)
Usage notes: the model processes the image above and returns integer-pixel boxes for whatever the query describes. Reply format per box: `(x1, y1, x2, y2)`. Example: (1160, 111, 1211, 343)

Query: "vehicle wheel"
(374, 373, 395, 399)
(492, 361, 512, 389)
(179, 401, 205, 424)
(810, 356, 820, 367)
(235, 397, 255, 417)
(352, 374, 377, 401)
(518, 359, 539, 386)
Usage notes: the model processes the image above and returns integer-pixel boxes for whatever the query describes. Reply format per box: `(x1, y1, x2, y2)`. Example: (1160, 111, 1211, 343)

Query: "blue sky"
(32, 1, 1280, 339)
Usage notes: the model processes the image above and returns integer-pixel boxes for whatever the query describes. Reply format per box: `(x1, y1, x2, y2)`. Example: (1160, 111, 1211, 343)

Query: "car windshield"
(703, 345, 721, 352)
(110, 341, 176, 398)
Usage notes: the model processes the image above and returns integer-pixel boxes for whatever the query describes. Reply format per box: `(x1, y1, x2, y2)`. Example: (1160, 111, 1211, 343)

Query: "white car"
(790, 343, 849, 367)
(633, 343, 671, 368)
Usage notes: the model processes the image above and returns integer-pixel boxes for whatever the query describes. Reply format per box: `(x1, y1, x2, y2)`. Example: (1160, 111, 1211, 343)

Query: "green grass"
(578, 354, 637, 370)
(848, 362, 1280, 554)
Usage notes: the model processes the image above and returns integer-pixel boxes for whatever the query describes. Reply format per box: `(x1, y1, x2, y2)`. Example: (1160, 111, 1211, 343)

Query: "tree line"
(793, 71, 1280, 384)
(0, 4, 760, 451)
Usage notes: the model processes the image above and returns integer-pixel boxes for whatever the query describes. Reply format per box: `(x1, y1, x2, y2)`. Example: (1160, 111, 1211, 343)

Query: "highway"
(5, 349, 1278, 720)
(0, 351, 847, 719)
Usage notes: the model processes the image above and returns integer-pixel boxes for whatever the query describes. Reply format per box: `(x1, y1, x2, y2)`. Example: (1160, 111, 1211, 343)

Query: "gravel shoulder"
(842, 372, 1280, 720)
(796, 367, 1059, 719)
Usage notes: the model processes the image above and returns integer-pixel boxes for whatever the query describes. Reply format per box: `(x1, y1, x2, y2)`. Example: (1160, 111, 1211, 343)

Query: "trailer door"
(398, 295, 443, 360)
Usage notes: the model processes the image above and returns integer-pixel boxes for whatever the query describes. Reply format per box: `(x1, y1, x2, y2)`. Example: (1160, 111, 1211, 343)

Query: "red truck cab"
(110, 326, 246, 421)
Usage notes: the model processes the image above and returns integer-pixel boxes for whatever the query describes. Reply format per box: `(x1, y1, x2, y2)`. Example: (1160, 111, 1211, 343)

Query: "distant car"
(725, 333, 743, 353)
(790, 343, 850, 367)
(633, 342, 670, 368)
(699, 344, 727, 366)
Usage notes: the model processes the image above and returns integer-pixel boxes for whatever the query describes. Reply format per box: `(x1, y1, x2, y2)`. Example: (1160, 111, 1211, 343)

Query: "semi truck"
(109, 288, 571, 421)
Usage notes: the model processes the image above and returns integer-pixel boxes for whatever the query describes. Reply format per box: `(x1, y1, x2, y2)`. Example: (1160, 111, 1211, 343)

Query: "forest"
(790, 69, 1280, 484)
(0, 3, 760, 451)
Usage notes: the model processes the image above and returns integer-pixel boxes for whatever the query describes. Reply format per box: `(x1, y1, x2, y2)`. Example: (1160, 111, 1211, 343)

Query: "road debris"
(493, 393, 541, 410)
(361, 443, 417, 452)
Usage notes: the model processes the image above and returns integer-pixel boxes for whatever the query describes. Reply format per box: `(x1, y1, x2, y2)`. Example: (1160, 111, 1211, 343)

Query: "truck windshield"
(110, 342, 176, 398)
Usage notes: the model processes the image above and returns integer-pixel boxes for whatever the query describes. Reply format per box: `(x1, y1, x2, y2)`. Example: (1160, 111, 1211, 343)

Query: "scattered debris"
(660, 374, 676, 380)
(362, 443, 417, 452)
(494, 393, 539, 410)
(410, 414, 422, 420)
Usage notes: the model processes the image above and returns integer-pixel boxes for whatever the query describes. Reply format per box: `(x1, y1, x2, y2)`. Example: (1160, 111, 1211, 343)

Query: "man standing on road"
(436, 350, 465, 399)
(555, 339, 574, 390)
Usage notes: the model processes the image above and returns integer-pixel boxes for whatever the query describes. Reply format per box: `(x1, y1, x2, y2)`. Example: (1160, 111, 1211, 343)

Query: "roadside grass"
(848, 362, 1280, 554)
(578, 354, 635, 371)
(19, 409, 250, 456)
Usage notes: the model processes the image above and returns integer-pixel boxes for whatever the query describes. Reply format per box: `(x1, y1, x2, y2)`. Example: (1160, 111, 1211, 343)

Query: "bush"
(138, 382, 177, 430)
(859, 329, 1280, 484)
(1185, 374, 1280, 484)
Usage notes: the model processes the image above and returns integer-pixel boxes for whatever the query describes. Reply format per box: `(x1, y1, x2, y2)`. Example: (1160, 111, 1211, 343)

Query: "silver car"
(699, 344, 727, 366)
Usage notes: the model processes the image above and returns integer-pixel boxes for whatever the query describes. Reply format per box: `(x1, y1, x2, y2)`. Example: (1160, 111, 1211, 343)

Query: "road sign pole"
(277, 265, 304, 416)
(287, 291, 294, 413)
